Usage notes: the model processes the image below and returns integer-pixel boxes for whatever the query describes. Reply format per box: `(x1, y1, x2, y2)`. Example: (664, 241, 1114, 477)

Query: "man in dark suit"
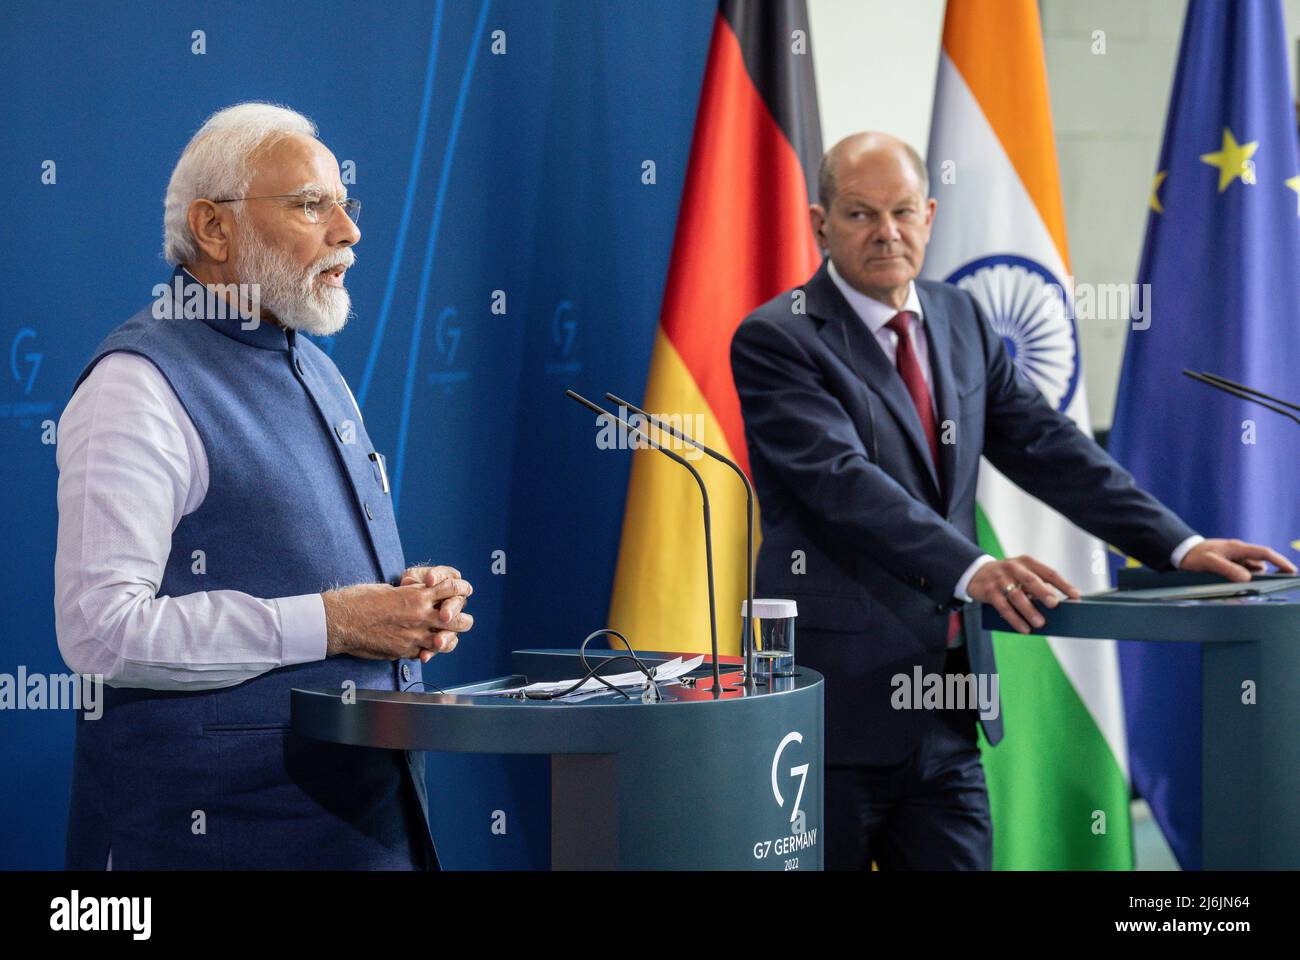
(730, 132, 1294, 871)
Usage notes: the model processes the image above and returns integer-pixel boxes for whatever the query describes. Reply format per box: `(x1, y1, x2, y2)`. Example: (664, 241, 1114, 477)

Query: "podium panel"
(292, 650, 824, 870)
(984, 571, 1300, 869)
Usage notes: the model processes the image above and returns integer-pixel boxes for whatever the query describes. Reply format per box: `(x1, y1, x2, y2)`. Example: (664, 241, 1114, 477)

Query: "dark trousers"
(825, 648, 993, 871)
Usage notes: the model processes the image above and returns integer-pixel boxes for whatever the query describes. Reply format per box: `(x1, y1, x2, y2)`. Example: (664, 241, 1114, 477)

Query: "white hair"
(162, 102, 318, 265)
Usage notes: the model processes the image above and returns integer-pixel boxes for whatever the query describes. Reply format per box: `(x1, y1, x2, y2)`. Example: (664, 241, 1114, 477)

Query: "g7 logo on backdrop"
(428, 306, 469, 389)
(436, 306, 461, 366)
(10, 328, 42, 396)
(545, 299, 581, 376)
(771, 731, 809, 829)
(552, 299, 576, 357)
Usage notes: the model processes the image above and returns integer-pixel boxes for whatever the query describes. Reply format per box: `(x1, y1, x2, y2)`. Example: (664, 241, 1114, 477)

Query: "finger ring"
(1003, 582, 1021, 596)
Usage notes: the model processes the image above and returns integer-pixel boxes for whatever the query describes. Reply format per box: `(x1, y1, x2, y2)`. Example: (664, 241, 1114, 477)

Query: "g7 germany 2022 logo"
(754, 731, 818, 866)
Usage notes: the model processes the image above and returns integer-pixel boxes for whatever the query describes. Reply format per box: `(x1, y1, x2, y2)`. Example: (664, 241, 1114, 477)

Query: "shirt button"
(364, 502, 374, 520)
(400, 663, 412, 684)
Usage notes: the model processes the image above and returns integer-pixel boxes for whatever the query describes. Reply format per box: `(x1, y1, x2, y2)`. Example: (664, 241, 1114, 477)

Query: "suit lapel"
(806, 262, 942, 500)
(916, 283, 959, 510)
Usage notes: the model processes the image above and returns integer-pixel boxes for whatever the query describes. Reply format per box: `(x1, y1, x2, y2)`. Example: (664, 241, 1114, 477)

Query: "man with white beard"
(54, 102, 471, 869)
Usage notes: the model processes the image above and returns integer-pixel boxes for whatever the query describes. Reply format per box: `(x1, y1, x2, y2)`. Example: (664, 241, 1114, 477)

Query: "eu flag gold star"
(1150, 170, 1167, 213)
(1200, 128, 1258, 192)
(1286, 174, 1300, 215)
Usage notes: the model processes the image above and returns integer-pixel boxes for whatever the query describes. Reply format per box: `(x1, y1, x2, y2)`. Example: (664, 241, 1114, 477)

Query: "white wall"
(809, 0, 1300, 429)
(808, 0, 947, 150)
(1039, 0, 1185, 429)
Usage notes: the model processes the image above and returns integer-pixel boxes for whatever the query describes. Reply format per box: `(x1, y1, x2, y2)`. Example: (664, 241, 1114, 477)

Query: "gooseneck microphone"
(1183, 369, 1300, 427)
(605, 392, 757, 691)
(564, 389, 724, 697)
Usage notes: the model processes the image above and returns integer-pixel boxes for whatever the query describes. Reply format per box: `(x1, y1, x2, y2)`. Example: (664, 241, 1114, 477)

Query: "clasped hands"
(322, 564, 474, 663)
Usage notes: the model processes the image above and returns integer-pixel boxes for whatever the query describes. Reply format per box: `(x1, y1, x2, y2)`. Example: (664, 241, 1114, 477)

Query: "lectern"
(292, 650, 824, 870)
(984, 570, 1300, 869)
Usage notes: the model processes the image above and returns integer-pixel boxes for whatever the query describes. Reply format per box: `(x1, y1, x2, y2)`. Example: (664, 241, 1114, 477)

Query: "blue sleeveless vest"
(64, 268, 437, 869)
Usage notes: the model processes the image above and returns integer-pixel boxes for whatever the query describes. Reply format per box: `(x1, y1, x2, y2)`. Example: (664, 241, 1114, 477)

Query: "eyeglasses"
(211, 192, 361, 224)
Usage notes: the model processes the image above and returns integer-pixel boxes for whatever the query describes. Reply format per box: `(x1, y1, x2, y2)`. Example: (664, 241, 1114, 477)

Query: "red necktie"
(885, 311, 961, 648)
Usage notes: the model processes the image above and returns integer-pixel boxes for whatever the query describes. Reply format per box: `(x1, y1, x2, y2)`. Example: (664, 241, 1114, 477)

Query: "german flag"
(608, 0, 823, 655)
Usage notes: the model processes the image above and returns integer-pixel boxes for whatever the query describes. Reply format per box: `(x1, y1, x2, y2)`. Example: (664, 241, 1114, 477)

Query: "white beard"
(234, 226, 355, 337)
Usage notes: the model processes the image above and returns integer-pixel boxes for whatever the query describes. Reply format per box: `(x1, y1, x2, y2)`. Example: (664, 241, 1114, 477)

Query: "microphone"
(605, 392, 757, 690)
(564, 389, 725, 697)
(1183, 369, 1300, 427)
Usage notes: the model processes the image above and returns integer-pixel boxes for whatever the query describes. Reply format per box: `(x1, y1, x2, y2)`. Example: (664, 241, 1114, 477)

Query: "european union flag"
(1109, 0, 1300, 870)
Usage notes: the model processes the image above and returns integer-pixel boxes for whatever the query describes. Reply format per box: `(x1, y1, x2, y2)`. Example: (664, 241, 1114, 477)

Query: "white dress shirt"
(825, 260, 1201, 601)
(828, 258, 935, 406)
(55, 350, 329, 691)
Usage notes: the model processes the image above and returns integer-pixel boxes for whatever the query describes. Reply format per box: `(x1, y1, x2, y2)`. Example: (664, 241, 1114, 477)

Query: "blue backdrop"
(0, 0, 715, 868)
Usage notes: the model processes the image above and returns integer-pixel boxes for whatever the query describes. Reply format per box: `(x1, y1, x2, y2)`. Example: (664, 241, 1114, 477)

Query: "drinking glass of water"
(741, 599, 797, 680)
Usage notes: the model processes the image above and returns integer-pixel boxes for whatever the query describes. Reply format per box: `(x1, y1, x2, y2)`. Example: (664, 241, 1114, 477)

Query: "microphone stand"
(565, 390, 725, 697)
(605, 392, 757, 692)
(1182, 369, 1300, 427)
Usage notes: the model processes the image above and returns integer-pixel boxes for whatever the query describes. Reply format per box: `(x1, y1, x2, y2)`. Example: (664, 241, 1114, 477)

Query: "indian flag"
(920, 0, 1133, 869)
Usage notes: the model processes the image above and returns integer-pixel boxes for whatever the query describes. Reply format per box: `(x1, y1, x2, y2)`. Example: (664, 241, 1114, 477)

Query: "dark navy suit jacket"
(731, 261, 1194, 765)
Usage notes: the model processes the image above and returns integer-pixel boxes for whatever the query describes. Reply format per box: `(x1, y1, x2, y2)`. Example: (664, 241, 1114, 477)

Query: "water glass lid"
(740, 598, 797, 618)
